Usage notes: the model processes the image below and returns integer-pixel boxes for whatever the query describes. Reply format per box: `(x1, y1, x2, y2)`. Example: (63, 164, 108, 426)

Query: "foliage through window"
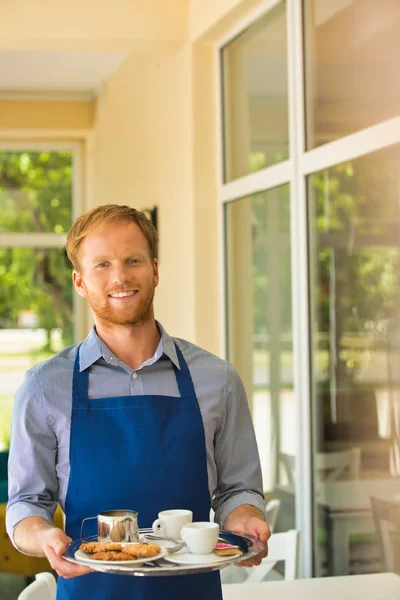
(0, 150, 75, 449)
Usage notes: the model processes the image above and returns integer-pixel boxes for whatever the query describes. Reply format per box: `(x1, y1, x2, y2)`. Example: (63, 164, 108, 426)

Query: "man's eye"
(97, 262, 108, 268)
(129, 259, 139, 264)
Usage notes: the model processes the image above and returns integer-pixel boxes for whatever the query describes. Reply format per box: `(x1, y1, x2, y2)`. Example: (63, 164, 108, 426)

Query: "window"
(309, 143, 400, 575)
(304, 0, 400, 148)
(0, 146, 80, 450)
(225, 185, 294, 501)
(221, 2, 289, 182)
(218, 0, 400, 578)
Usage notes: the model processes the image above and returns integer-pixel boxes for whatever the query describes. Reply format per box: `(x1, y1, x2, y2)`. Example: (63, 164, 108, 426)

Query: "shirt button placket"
(130, 371, 139, 394)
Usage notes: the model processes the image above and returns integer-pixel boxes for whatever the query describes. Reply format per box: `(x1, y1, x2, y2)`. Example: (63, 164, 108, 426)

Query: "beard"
(86, 285, 155, 327)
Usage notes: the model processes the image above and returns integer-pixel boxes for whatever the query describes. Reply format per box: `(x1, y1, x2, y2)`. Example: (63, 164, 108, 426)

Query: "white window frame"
(0, 138, 88, 341)
(215, 0, 400, 578)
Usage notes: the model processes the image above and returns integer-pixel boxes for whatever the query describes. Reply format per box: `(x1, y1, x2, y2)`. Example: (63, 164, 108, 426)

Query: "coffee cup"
(181, 522, 219, 554)
(152, 509, 192, 540)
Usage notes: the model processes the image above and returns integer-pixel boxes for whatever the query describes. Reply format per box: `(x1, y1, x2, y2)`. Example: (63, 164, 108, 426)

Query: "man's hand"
(14, 517, 93, 579)
(40, 527, 93, 579)
(223, 504, 271, 567)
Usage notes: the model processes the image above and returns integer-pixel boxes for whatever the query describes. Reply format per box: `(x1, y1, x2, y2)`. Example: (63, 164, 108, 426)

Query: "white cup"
(181, 522, 219, 555)
(152, 509, 193, 540)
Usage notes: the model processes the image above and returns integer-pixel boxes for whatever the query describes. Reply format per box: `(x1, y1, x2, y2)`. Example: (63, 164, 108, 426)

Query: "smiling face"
(73, 219, 159, 328)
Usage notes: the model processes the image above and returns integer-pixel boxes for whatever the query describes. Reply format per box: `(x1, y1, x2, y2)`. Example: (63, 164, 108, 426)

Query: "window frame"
(215, 0, 400, 577)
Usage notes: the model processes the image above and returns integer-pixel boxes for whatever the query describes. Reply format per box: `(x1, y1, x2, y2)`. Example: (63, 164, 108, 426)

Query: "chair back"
(18, 572, 56, 600)
(370, 496, 400, 573)
(316, 448, 361, 480)
(265, 498, 281, 533)
(279, 448, 361, 484)
(279, 453, 295, 485)
(221, 529, 300, 584)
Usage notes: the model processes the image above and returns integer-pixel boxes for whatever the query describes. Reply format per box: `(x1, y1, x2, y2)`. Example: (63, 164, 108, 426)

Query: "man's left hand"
(223, 504, 271, 567)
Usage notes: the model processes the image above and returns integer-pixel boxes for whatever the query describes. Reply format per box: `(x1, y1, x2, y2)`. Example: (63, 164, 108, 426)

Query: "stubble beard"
(87, 287, 156, 327)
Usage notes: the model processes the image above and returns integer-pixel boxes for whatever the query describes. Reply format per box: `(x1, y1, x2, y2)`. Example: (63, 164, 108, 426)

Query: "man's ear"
(153, 259, 159, 288)
(73, 270, 87, 298)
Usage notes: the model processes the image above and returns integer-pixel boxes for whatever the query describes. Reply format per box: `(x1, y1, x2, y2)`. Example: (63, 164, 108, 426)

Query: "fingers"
(236, 541, 268, 568)
(45, 545, 93, 579)
(231, 518, 270, 567)
(41, 529, 92, 579)
(50, 535, 72, 556)
(244, 519, 271, 543)
(236, 555, 263, 567)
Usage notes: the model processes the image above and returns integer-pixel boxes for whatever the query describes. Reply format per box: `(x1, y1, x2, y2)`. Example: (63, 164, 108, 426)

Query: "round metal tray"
(63, 528, 265, 577)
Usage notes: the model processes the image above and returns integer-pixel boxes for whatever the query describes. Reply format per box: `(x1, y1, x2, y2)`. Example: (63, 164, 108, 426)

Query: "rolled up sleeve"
(6, 369, 58, 547)
(212, 364, 267, 525)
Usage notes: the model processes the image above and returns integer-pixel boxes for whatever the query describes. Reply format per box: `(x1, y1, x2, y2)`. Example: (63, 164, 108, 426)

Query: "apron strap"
(173, 343, 197, 399)
(72, 345, 88, 406)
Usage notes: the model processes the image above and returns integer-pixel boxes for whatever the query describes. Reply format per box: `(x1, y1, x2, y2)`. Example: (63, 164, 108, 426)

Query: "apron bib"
(57, 343, 222, 600)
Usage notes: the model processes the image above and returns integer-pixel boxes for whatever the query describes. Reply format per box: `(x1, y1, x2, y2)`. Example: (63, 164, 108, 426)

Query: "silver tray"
(63, 527, 264, 577)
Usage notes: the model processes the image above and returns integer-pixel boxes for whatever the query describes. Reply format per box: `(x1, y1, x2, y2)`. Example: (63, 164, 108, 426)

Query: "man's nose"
(112, 263, 130, 283)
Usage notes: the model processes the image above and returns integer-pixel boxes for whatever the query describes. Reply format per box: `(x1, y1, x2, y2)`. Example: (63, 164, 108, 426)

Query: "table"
(318, 479, 400, 575)
(275, 479, 400, 575)
(222, 573, 400, 600)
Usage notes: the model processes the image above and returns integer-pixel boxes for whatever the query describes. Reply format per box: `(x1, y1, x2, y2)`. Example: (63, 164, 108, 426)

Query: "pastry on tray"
(79, 541, 161, 561)
(213, 542, 243, 557)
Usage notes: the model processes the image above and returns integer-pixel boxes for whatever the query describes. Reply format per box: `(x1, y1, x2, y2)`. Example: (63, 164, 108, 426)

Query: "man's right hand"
(14, 517, 93, 579)
(40, 527, 93, 579)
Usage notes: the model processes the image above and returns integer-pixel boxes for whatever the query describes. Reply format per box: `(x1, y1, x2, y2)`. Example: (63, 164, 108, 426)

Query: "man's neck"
(94, 319, 161, 371)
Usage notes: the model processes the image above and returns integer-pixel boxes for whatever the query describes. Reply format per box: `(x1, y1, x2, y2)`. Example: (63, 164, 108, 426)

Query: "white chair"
(316, 447, 361, 481)
(265, 499, 281, 533)
(370, 496, 400, 572)
(279, 452, 296, 485)
(18, 572, 57, 600)
(280, 448, 361, 484)
(221, 529, 300, 584)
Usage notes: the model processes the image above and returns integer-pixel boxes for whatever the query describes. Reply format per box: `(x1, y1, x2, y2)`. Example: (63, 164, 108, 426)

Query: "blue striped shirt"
(6, 323, 265, 542)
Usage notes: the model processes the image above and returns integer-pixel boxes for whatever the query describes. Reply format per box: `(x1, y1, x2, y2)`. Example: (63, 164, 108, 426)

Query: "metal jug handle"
(80, 516, 97, 541)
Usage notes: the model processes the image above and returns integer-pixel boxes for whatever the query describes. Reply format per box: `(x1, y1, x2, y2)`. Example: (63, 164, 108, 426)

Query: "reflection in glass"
(308, 144, 400, 576)
(0, 151, 72, 233)
(221, 3, 289, 182)
(225, 185, 295, 530)
(304, 0, 400, 149)
(0, 248, 73, 450)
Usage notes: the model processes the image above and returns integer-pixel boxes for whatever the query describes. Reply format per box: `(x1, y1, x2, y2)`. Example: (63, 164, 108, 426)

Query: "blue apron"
(57, 343, 222, 600)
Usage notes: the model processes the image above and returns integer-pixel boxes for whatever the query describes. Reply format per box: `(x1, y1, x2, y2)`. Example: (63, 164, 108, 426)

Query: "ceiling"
(0, 50, 129, 97)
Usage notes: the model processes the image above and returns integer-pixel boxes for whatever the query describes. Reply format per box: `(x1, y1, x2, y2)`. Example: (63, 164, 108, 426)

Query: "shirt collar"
(78, 327, 103, 371)
(156, 321, 180, 369)
(78, 322, 180, 372)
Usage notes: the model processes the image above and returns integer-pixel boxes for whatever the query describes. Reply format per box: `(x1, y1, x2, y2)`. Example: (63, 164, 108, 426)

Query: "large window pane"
(0, 149, 74, 452)
(0, 247, 73, 450)
(0, 151, 72, 233)
(308, 144, 400, 576)
(304, 0, 400, 149)
(225, 184, 295, 529)
(221, 3, 289, 182)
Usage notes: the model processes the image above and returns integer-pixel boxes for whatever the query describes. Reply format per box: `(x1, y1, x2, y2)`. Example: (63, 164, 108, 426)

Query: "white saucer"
(163, 550, 236, 566)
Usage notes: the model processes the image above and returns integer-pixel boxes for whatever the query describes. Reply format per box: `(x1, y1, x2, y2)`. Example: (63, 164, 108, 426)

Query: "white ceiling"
(0, 50, 129, 97)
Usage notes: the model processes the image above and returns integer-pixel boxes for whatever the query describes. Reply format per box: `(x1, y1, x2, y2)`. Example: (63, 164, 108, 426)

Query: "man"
(7, 204, 270, 600)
